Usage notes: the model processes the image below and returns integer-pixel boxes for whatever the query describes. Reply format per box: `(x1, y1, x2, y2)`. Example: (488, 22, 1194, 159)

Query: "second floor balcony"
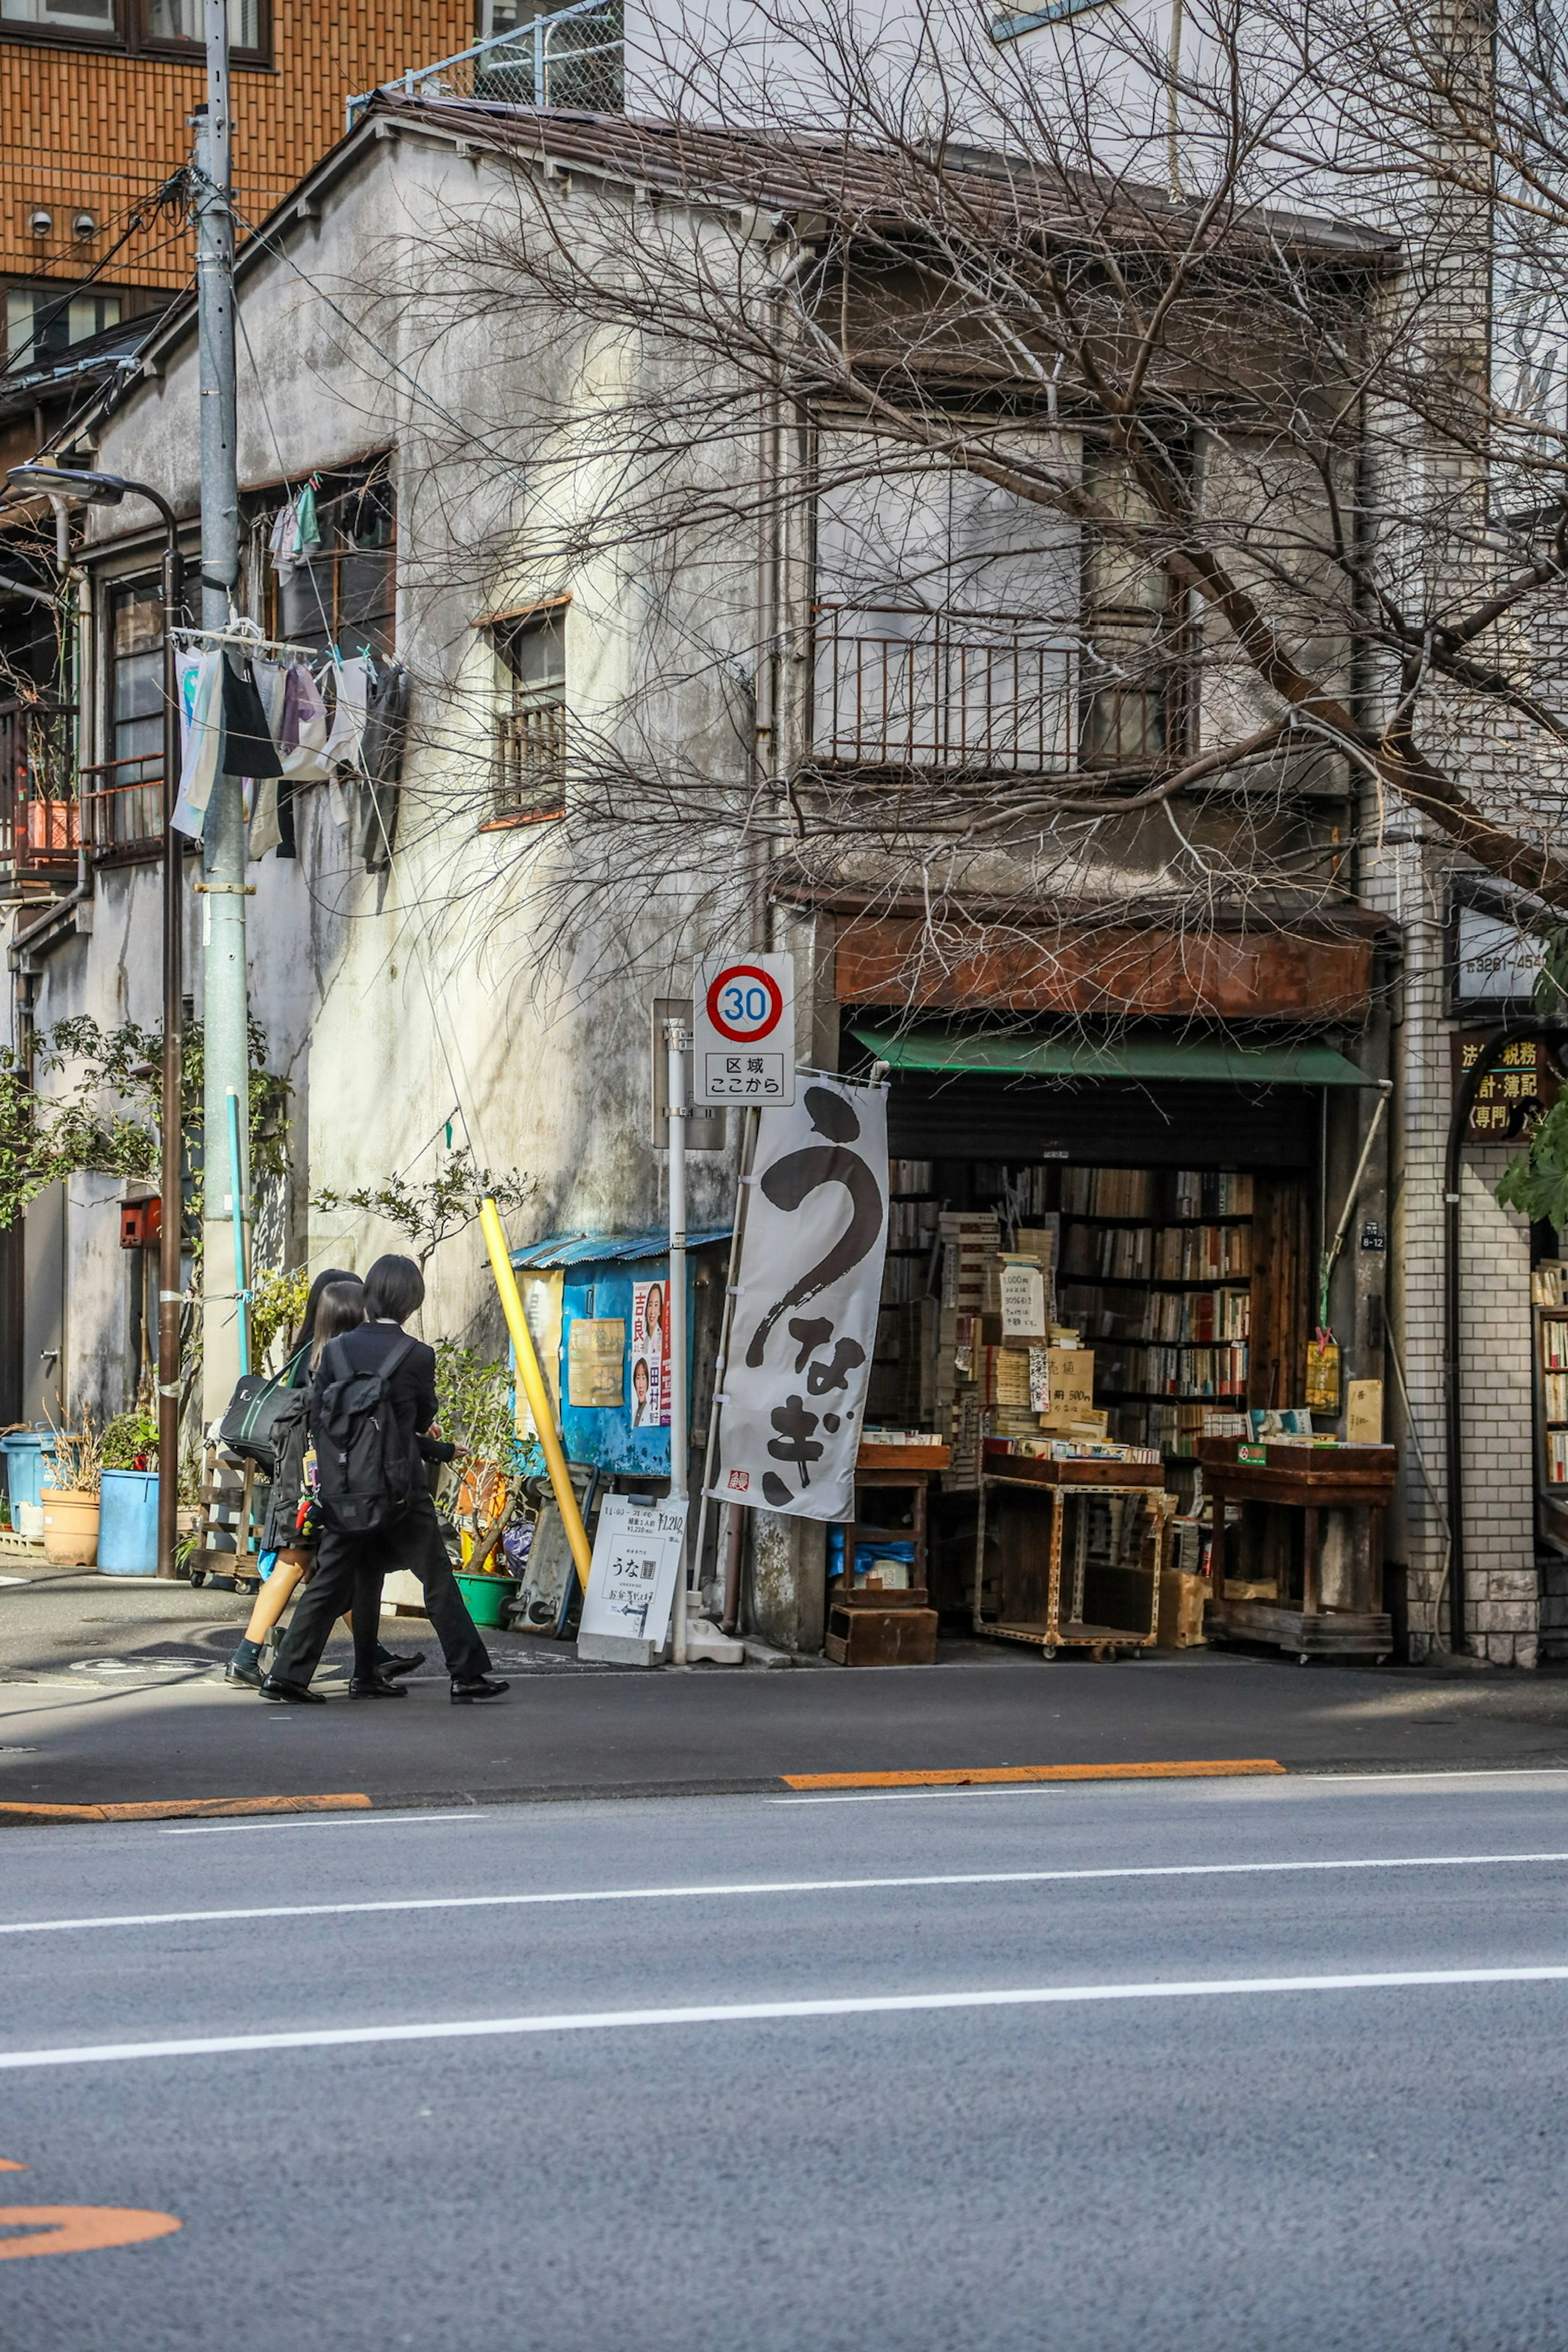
(0, 700, 81, 901)
(811, 607, 1080, 775)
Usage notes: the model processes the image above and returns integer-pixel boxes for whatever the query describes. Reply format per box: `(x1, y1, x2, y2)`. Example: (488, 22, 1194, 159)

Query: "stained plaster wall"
(27, 119, 753, 1422)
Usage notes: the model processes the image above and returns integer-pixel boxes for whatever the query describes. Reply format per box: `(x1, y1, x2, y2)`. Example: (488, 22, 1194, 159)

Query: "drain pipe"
(1443, 1019, 1537, 1656)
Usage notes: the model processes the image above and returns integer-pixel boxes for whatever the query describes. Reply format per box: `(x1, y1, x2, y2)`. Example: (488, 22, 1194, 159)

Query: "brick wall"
(0, 0, 472, 292)
(1363, 837, 1540, 1663)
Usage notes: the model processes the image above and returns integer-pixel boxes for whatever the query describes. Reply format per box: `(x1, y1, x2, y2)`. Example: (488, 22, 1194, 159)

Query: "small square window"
(489, 607, 566, 825)
(6, 286, 120, 372)
(1, 0, 117, 32)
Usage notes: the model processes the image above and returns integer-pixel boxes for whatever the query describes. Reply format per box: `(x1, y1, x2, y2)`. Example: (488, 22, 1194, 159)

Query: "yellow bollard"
(479, 1198, 593, 1591)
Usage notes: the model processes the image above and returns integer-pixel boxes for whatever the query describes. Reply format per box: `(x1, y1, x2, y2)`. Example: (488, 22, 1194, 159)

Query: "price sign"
(693, 953, 795, 1107)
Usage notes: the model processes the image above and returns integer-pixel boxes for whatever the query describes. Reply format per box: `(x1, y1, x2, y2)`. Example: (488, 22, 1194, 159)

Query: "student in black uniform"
(258, 1254, 508, 1705)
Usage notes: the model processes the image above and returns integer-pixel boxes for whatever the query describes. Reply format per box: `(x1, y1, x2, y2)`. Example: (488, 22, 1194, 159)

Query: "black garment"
(308, 1319, 437, 1470)
(260, 1383, 312, 1552)
(220, 651, 285, 780)
(267, 1493, 490, 1688)
(361, 664, 409, 871)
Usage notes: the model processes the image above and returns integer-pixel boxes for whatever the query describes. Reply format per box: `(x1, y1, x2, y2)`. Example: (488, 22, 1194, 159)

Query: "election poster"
(712, 1073, 889, 1522)
(630, 1281, 670, 1428)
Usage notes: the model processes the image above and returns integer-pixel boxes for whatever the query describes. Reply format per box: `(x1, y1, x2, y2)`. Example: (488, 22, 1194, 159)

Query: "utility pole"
(666, 1012, 690, 1664)
(193, 0, 250, 1418)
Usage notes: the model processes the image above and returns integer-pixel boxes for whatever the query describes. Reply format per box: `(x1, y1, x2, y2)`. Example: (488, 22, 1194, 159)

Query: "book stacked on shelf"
(1549, 1429, 1568, 1486)
(889, 1159, 935, 1194)
(1061, 1167, 1159, 1217)
(937, 1212, 1000, 1489)
(1153, 1225, 1252, 1280)
(887, 1198, 940, 1250)
(1532, 1263, 1568, 1308)
(1171, 1170, 1254, 1217)
(1097, 1342, 1248, 1398)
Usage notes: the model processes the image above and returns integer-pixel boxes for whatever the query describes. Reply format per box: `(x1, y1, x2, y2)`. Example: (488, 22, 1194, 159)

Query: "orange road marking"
(0, 2207, 182, 2259)
(0, 2161, 24, 2172)
(780, 1761, 1287, 1790)
(0, 1793, 371, 1826)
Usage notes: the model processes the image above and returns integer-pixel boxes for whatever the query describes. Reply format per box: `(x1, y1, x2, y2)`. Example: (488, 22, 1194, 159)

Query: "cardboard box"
(1036, 1347, 1095, 1423)
(1157, 1568, 1208, 1648)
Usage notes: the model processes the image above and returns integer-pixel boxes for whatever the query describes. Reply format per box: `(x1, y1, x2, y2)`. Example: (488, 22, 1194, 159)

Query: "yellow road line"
(780, 1761, 1287, 1790)
(0, 1792, 372, 1825)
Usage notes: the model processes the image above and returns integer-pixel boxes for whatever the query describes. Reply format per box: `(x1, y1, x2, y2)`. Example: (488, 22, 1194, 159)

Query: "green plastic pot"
(454, 1570, 519, 1629)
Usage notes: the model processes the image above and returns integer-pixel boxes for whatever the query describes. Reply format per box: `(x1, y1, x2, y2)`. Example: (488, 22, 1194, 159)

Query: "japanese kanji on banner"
(713, 1073, 889, 1521)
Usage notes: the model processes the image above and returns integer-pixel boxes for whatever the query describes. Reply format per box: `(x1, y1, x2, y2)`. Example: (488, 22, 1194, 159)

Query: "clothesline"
(171, 622, 320, 663)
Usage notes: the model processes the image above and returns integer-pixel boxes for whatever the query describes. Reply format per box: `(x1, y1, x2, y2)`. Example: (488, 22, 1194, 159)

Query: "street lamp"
(7, 464, 186, 1581)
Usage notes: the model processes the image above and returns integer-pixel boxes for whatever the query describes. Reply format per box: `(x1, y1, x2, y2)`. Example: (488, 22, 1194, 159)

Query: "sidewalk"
(7, 1565, 1568, 1814)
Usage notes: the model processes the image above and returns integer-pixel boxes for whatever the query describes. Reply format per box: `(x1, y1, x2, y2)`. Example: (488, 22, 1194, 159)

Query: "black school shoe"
(258, 1675, 326, 1704)
(450, 1675, 510, 1703)
(225, 1657, 265, 1688)
(376, 1649, 425, 1679)
(350, 1675, 408, 1699)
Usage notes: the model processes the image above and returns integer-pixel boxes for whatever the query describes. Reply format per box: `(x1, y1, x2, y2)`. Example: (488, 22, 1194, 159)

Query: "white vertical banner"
(713, 1074, 889, 1522)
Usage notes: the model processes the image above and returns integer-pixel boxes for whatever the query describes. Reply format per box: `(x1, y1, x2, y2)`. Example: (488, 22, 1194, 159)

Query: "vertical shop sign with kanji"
(713, 1074, 890, 1521)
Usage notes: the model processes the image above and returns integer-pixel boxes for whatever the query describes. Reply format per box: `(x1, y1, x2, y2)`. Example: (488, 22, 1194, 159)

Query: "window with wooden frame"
(487, 604, 567, 826)
(1080, 448, 1183, 769)
(88, 572, 165, 855)
(263, 457, 396, 662)
(0, 0, 266, 56)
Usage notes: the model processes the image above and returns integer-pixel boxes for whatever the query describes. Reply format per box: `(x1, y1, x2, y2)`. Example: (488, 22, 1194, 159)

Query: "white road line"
(771, 1788, 1065, 1806)
(1307, 1770, 1568, 1783)
(4, 1849, 1568, 1938)
(5, 1964, 1568, 2070)
(160, 1814, 485, 1838)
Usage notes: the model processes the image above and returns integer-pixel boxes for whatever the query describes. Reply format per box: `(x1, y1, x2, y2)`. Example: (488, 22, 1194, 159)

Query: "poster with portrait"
(712, 1074, 889, 1522)
(630, 1281, 670, 1429)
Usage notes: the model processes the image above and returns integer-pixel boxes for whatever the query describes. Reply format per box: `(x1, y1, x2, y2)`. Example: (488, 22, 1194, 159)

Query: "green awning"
(852, 1022, 1379, 1087)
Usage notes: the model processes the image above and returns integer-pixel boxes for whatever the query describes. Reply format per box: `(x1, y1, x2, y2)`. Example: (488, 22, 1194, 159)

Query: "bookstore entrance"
(842, 1023, 1381, 1641)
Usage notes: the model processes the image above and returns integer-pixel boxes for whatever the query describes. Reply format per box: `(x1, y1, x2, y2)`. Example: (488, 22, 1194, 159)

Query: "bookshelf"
(1056, 1167, 1255, 1455)
(1534, 1299, 1568, 1553)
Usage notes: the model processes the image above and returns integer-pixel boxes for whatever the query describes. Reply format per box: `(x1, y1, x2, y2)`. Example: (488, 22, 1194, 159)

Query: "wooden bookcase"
(1533, 1306, 1568, 1555)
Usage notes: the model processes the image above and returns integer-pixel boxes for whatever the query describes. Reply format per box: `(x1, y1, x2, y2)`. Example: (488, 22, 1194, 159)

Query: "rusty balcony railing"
(81, 756, 164, 862)
(0, 700, 81, 899)
(489, 694, 566, 826)
(811, 607, 1079, 772)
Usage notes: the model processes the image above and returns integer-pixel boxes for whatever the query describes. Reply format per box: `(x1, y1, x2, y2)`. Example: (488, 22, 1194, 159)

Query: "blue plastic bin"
(826, 1531, 917, 1584)
(1, 1430, 56, 1512)
(97, 1468, 159, 1576)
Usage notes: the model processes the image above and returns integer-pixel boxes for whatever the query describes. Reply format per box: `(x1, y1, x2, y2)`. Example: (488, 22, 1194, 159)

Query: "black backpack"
(312, 1332, 421, 1535)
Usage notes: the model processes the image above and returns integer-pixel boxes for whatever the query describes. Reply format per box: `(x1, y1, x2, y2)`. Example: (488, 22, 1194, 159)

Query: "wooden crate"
(825, 1602, 939, 1666)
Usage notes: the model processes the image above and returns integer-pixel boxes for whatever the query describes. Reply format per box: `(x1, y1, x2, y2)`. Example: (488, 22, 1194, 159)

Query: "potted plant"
(41, 1408, 104, 1568)
(434, 1342, 528, 1629)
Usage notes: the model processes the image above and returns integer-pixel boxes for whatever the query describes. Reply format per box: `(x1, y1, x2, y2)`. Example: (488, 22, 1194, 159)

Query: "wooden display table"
(1196, 1437, 1397, 1662)
(972, 1453, 1165, 1659)
(824, 1443, 949, 1667)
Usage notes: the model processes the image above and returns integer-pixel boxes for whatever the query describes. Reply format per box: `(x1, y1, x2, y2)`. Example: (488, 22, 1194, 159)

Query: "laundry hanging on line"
(169, 633, 409, 864)
(267, 483, 321, 586)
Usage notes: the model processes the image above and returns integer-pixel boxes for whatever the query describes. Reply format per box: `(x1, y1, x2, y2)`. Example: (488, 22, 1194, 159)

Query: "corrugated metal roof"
(510, 1226, 732, 1270)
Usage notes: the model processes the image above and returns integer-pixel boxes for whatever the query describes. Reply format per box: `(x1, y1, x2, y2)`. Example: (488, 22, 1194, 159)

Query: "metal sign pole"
(666, 1013, 690, 1665)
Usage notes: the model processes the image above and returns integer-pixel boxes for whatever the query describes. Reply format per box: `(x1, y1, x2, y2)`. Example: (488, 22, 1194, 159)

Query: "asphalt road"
(11, 1569, 1568, 1807)
(4, 1771, 1568, 2348)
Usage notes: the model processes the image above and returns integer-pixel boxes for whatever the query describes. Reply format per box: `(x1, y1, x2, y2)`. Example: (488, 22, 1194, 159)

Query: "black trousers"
(270, 1494, 491, 1688)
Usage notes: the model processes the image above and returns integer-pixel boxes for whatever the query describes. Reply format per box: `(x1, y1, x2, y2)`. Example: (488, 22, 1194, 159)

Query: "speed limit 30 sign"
(693, 953, 796, 1107)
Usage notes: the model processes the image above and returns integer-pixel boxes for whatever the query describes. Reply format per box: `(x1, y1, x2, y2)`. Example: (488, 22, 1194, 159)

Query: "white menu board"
(577, 1494, 689, 1651)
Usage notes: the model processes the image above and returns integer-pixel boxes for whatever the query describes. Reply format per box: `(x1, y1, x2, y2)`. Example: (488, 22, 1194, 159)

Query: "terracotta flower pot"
(42, 1488, 100, 1568)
